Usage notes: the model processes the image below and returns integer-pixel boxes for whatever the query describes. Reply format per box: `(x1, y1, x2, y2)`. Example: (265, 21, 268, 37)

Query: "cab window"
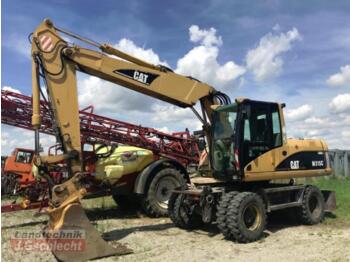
(242, 103, 282, 167)
(15, 151, 33, 164)
(211, 104, 238, 174)
(272, 111, 282, 147)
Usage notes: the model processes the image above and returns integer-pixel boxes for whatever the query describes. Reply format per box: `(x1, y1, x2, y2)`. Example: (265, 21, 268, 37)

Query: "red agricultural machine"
(1, 90, 203, 216)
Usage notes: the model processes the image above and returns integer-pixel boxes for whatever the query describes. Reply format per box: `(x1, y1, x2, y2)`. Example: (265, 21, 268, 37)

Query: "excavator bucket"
(45, 203, 132, 262)
(42, 175, 133, 262)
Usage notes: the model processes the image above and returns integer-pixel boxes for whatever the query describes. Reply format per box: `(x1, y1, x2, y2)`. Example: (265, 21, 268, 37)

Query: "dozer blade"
(322, 190, 336, 212)
(45, 203, 133, 262)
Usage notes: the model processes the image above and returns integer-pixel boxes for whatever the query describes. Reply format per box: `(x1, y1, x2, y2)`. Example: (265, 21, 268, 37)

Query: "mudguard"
(134, 159, 189, 194)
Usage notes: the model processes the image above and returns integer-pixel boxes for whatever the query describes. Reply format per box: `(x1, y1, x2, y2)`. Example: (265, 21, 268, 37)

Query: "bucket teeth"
(45, 203, 132, 262)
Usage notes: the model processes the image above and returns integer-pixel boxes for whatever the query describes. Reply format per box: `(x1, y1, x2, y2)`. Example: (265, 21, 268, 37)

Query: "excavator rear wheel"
(141, 168, 186, 217)
(226, 192, 266, 243)
(168, 193, 202, 229)
(216, 191, 239, 239)
(299, 185, 325, 225)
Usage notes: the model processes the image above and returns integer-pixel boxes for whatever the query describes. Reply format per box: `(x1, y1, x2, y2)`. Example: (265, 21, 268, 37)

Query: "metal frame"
(1, 90, 200, 166)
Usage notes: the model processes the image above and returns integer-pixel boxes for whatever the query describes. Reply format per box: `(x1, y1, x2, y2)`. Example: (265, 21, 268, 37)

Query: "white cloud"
(245, 27, 301, 81)
(176, 25, 245, 88)
(304, 116, 329, 125)
(151, 104, 202, 131)
(326, 65, 350, 87)
(79, 37, 172, 114)
(272, 24, 281, 31)
(285, 104, 313, 121)
(3, 34, 31, 58)
(342, 130, 350, 138)
(78, 75, 154, 113)
(188, 25, 223, 47)
(307, 130, 320, 137)
(285, 109, 350, 149)
(114, 38, 168, 66)
(329, 93, 350, 113)
(156, 126, 171, 133)
(2, 86, 22, 93)
(341, 115, 350, 125)
(1, 126, 56, 155)
(176, 46, 245, 87)
(79, 24, 246, 115)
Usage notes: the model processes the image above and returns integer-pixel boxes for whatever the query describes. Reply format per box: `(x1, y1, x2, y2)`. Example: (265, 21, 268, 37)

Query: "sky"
(1, 0, 350, 155)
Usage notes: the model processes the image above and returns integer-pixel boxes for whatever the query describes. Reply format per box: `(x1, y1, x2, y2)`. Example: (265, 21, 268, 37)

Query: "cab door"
(239, 101, 284, 172)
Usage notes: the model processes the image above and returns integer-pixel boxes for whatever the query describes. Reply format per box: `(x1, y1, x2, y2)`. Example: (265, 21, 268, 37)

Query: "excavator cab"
(210, 99, 285, 180)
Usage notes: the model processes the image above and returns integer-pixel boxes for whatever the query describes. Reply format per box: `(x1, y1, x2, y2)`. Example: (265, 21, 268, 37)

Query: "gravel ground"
(2, 199, 350, 262)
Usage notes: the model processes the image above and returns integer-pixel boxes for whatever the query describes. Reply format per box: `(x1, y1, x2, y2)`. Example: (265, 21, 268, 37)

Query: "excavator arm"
(30, 19, 230, 261)
(31, 19, 227, 173)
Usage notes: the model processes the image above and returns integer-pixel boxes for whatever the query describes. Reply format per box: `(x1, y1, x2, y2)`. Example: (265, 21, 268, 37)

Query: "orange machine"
(1, 147, 64, 201)
(3, 148, 36, 188)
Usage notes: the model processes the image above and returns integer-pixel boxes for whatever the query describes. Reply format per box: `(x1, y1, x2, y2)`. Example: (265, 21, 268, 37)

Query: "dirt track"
(2, 200, 350, 262)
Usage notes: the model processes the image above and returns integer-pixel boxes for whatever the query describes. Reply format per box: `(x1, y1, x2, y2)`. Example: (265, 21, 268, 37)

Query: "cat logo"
(290, 160, 299, 170)
(133, 71, 149, 84)
(113, 69, 159, 85)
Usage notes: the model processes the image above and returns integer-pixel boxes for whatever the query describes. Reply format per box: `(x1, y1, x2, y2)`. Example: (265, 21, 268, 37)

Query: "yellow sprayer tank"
(94, 146, 154, 185)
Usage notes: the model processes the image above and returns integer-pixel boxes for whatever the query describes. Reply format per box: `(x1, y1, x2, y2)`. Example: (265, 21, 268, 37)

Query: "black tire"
(227, 192, 266, 243)
(168, 192, 179, 223)
(299, 185, 325, 225)
(169, 193, 202, 229)
(216, 191, 239, 238)
(1, 173, 19, 196)
(112, 194, 140, 210)
(1, 175, 7, 196)
(141, 168, 186, 217)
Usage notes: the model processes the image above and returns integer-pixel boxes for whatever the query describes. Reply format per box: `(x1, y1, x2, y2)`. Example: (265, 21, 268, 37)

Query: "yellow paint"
(244, 138, 331, 181)
(94, 146, 154, 184)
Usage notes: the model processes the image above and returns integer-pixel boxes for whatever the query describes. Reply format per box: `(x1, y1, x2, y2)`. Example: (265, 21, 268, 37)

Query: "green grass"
(310, 177, 350, 224)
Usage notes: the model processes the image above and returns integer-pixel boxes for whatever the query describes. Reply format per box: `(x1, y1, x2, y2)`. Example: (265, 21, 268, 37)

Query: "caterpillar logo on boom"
(133, 71, 148, 84)
(113, 69, 159, 85)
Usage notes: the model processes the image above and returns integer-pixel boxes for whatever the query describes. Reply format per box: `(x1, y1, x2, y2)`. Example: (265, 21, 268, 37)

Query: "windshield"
(211, 104, 238, 173)
(15, 150, 33, 164)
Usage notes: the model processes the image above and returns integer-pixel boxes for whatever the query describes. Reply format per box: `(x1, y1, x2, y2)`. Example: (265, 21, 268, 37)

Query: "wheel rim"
(309, 194, 321, 218)
(155, 176, 179, 209)
(242, 203, 262, 231)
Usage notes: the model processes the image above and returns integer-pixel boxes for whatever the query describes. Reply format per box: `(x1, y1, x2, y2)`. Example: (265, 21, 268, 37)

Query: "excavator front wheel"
(216, 191, 239, 239)
(226, 192, 266, 243)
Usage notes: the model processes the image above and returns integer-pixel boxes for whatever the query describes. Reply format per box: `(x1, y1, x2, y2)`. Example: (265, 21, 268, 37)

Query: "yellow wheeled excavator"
(30, 19, 334, 261)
